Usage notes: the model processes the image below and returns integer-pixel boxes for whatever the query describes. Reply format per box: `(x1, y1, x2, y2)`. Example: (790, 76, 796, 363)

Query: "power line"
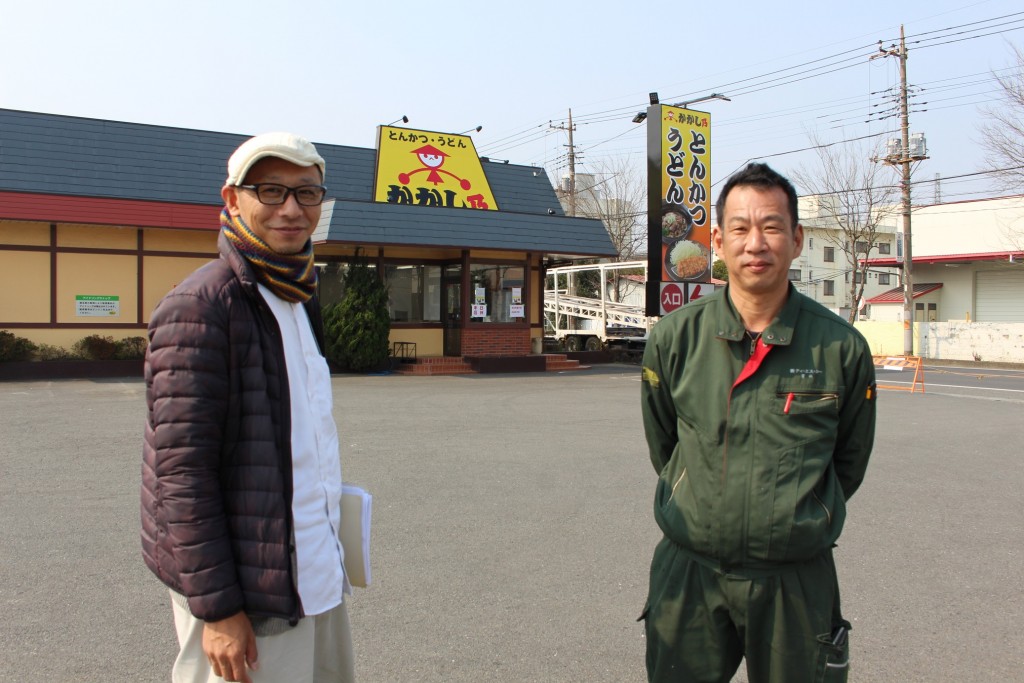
(492, 10, 1024, 201)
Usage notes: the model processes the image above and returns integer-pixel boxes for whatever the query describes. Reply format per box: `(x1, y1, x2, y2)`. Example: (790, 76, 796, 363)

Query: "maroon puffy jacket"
(141, 232, 325, 624)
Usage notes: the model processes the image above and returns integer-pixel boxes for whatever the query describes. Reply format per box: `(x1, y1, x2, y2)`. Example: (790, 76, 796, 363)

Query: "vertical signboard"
(645, 105, 712, 316)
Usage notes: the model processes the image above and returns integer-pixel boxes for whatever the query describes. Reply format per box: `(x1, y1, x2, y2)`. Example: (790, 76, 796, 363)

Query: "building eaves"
(0, 108, 574, 217)
(313, 199, 616, 259)
(864, 251, 1024, 267)
(865, 282, 943, 304)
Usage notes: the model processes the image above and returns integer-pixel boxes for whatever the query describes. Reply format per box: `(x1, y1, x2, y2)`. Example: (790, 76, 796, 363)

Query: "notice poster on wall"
(509, 304, 525, 317)
(512, 287, 522, 305)
(471, 304, 487, 318)
(76, 295, 120, 317)
(475, 287, 486, 305)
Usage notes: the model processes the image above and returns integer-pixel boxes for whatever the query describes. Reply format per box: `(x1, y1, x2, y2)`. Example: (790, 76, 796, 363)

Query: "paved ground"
(1, 366, 1021, 682)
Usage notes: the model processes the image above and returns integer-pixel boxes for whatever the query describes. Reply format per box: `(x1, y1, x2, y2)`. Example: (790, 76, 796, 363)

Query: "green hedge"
(0, 333, 148, 362)
(0, 331, 37, 362)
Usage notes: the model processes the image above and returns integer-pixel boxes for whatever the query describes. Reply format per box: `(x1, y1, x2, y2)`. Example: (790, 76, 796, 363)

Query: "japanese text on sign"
(75, 295, 120, 317)
(662, 107, 711, 228)
(374, 126, 498, 210)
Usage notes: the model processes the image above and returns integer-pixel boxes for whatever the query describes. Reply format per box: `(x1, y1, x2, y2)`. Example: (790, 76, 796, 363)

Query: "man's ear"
(221, 185, 241, 216)
(712, 226, 723, 253)
(792, 223, 805, 257)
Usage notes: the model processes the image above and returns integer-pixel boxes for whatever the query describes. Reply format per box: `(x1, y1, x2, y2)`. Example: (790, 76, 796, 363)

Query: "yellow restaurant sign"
(373, 126, 498, 210)
(645, 105, 712, 316)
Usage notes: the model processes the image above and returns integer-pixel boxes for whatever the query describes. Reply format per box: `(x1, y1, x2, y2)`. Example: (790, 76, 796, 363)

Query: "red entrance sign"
(661, 283, 684, 313)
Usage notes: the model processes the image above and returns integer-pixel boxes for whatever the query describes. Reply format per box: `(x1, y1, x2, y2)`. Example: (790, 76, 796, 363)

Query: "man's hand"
(203, 612, 259, 683)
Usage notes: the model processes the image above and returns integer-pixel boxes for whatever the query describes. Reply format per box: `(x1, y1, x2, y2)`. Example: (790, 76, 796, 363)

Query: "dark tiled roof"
(314, 199, 616, 257)
(0, 108, 614, 257)
(0, 109, 240, 205)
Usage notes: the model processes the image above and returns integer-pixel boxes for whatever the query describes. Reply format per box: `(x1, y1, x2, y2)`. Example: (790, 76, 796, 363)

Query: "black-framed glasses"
(238, 183, 327, 206)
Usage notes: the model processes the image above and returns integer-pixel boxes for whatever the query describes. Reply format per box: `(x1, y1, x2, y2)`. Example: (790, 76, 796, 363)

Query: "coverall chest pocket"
(770, 380, 842, 445)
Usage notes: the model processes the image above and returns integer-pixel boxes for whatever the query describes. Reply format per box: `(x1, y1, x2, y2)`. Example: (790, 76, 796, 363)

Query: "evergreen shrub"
(323, 254, 391, 372)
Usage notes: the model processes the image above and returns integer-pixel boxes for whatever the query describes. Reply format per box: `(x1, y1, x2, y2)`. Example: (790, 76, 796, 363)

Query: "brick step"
(390, 354, 591, 375)
(545, 360, 589, 372)
(409, 356, 464, 364)
(542, 354, 586, 371)
(391, 357, 476, 376)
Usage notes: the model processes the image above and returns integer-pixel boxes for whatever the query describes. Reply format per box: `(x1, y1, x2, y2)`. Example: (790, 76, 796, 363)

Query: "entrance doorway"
(442, 264, 462, 356)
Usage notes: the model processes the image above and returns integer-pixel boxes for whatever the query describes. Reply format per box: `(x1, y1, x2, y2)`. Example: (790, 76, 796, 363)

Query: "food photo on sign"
(661, 203, 710, 282)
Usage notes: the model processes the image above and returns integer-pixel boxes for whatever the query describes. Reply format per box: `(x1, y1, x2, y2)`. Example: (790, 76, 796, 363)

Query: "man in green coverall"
(640, 163, 877, 682)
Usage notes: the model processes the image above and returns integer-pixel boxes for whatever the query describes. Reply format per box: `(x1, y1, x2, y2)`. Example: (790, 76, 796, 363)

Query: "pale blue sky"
(1, 0, 1021, 203)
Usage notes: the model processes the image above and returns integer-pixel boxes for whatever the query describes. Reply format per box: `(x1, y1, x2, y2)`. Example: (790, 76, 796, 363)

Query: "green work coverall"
(640, 285, 876, 683)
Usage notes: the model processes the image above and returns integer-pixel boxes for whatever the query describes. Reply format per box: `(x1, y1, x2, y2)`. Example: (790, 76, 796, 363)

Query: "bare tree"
(979, 44, 1024, 194)
(554, 157, 647, 304)
(791, 132, 901, 323)
(555, 157, 647, 261)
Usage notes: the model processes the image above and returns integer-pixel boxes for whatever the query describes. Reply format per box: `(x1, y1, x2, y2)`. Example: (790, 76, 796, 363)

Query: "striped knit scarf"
(220, 208, 317, 303)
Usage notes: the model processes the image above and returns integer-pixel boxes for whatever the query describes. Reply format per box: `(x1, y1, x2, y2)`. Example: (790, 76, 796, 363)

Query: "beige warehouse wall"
(0, 220, 49, 246)
(145, 228, 217, 253)
(0, 252, 50, 322)
(56, 253, 137, 324)
(855, 321, 916, 356)
(143, 255, 214, 321)
(387, 328, 443, 357)
(58, 224, 137, 249)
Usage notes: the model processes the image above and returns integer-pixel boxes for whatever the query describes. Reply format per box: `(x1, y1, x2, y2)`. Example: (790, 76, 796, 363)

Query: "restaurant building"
(0, 109, 615, 368)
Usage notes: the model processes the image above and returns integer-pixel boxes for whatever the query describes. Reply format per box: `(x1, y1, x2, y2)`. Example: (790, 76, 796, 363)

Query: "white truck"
(543, 260, 656, 352)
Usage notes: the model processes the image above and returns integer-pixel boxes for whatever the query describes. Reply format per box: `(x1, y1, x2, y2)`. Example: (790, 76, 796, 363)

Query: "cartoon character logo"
(398, 144, 472, 190)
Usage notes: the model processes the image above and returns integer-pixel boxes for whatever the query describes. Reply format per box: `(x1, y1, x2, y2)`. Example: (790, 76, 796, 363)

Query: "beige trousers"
(170, 595, 355, 683)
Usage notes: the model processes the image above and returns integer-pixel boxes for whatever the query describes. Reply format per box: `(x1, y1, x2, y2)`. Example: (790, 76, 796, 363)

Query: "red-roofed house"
(862, 195, 1024, 323)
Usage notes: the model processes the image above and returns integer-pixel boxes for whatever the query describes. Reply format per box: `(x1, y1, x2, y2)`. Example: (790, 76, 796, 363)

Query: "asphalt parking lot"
(1, 365, 1021, 682)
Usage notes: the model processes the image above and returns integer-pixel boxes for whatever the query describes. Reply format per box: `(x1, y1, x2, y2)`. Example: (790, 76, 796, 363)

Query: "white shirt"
(259, 285, 348, 616)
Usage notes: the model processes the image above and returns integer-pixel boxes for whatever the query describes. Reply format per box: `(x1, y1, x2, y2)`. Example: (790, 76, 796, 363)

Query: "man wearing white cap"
(142, 133, 355, 682)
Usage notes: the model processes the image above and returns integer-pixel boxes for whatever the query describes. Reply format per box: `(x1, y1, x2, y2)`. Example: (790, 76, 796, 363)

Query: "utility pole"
(874, 25, 923, 357)
(567, 109, 576, 217)
(550, 110, 579, 216)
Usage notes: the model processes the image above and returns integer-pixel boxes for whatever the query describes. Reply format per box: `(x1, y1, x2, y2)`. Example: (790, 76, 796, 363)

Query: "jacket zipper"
(670, 467, 688, 496)
(812, 490, 832, 526)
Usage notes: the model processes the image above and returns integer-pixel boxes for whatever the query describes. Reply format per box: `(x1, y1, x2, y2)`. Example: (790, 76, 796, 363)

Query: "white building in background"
(863, 195, 1024, 322)
(779, 193, 1024, 322)
(788, 195, 901, 319)
(737, 192, 1024, 324)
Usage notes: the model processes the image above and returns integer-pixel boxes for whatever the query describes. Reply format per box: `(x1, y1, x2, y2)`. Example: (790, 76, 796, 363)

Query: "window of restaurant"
(383, 265, 441, 323)
(318, 262, 443, 324)
(318, 262, 375, 307)
(468, 263, 526, 323)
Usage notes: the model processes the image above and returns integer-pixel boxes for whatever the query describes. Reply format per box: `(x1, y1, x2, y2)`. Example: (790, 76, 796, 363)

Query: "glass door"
(442, 264, 462, 356)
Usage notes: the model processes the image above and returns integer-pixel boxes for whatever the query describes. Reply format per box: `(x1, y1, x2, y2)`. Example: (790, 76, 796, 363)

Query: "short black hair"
(715, 163, 799, 229)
